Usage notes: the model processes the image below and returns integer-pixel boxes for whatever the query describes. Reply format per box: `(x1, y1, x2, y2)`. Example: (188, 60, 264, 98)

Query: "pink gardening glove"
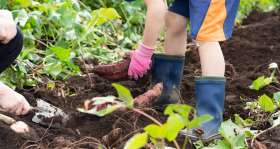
(128, 43, 154, 79)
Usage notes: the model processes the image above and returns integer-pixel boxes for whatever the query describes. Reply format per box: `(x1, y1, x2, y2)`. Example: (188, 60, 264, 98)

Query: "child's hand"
(0, 10, 17, 44)
(128, 43, 154, 79)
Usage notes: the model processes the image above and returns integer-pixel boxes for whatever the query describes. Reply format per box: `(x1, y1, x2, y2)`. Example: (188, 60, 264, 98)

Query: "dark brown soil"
(0, 11, 279, 149)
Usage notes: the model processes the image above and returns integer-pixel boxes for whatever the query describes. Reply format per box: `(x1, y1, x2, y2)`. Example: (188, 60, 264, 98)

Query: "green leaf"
(144, 124, 165, 139)
(219, 120, 247, 148)
(44, 62, 63, 78)
(202, 140, 231, 149)
(14, 9, 30, 27)
(273, 92, 280, 101)
(164, 104, 193, 126)
(258, 94, 276, 112)
(231, 134, 246, 149)
(150, 137, 158, 145)
(244, 130, 254, 138)
(144, 114, 185, 141)
(50, 46, 71, 62)
(112, 83, 134, 108)
(189, 115, 213, 129)
(124, 132, 148, 149)
(16, 0, 32, 7)
(47, 81, 55, 90)
(91, 8, 121, 26)
(234, 114, 254, 127)
(220, 120, 238, 142)
(164, 104, 193, 116)
(164, 114, 185, 141)
(249, 76, 272, 90)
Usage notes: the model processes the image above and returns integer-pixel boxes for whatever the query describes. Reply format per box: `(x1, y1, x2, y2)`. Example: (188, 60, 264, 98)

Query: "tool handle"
(29, 106, 40, 112)
(0, 113, 16, 125)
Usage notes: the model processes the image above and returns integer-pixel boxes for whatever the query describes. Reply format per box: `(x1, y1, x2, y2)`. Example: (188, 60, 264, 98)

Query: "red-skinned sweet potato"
(134, 83, 163, 107)
(93, 53, 130, 80)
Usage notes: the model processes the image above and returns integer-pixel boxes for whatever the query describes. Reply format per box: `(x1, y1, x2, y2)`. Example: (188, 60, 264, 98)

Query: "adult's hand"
(0, 82, 31, 115)
(0, 10, 17, 44)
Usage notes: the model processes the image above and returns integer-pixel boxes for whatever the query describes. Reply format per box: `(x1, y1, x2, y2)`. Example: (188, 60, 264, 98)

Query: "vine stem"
(132, 108, 161, 125)
(132, 108, 181, 149)
(182, 135, 190, 149)
(250, 123, 280, 147)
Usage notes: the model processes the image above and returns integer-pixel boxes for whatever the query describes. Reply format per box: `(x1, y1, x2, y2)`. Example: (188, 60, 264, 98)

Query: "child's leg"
(149, 0, 189, 105)
(197, 41, 225, 76)
(142, 0, 167, 48)
(182, 0, 240, 141)
(164, 0, 189, 56)
(164, 11, 187, 56)
(189, 0, 240, 78)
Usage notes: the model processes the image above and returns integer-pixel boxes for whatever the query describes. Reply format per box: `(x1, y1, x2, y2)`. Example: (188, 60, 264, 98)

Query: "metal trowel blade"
(31, 99, 69, 128)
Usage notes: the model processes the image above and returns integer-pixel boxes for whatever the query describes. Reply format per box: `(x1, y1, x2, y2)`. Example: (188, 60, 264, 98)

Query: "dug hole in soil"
(0, 11, 280, 149)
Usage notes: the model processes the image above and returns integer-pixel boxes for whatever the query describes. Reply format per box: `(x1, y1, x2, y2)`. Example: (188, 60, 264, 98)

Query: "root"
(134, 83, 163, 107)
(67, 137, 105, 148)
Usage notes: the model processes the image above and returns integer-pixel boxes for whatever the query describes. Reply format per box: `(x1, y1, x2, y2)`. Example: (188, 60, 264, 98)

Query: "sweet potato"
(93, 53, 130, 80)
(134, 83, 163, 107)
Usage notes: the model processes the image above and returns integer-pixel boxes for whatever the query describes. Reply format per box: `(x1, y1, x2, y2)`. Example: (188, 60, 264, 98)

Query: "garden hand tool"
(0, 113, 16, 125)
(31, 99, 69, 128)
(181, 77, 225, 142)
(151, 54, 185, 106)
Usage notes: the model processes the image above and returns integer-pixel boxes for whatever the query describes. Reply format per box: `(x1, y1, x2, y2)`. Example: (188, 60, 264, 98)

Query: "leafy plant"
(237, 0, 280, 23)
(249, 62, 278, 90)
(202, 120, 253, 149)
(125, 107, 211, 149)
(78, 83, 212, 149)
(1, 0, 135, 88)
(245, 93, 278, 117)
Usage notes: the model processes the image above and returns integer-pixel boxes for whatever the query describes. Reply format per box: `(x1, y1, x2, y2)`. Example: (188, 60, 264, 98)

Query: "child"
(151, 0, 240, 141)
(98, 0, 240, 141)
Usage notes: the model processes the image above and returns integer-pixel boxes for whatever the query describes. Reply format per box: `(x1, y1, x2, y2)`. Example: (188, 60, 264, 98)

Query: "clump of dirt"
(0, 11, 279, 149)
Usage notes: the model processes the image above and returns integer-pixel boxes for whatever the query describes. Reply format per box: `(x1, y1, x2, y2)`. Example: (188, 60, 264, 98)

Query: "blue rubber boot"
(151, 54, 185, 106)
(181, 76, 225, 142)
